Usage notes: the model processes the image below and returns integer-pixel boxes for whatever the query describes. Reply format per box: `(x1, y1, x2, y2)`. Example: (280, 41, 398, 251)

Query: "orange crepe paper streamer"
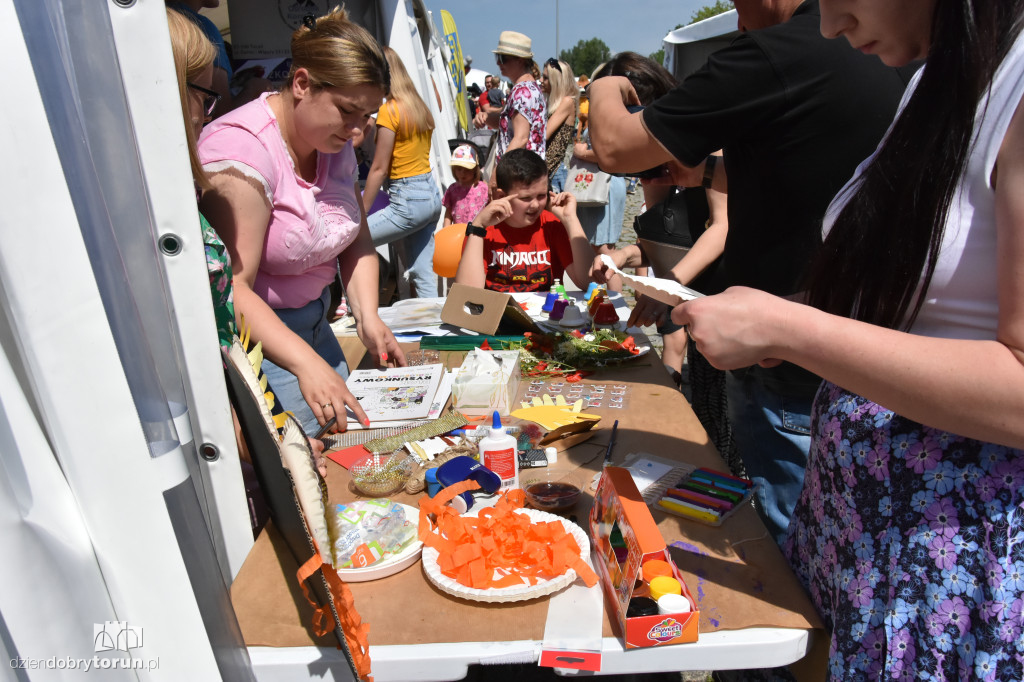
(418, 483, 597, 590)
(297, 543, 372, 681)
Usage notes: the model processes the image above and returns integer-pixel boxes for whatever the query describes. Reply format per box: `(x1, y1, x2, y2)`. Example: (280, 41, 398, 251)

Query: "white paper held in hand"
(598, 254, 705, 306)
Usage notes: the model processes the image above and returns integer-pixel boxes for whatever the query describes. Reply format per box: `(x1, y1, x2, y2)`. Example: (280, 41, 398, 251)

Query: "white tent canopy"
(465, 67, 492, 92)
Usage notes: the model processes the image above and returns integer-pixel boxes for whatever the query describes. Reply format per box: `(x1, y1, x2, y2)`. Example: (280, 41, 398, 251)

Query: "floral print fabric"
(497, 80, 546, 161)
(546, 117, 575, 178)
(785, 381, 1024, 681)
(442, 180, 489, 225)
(201, 212, 236, 350)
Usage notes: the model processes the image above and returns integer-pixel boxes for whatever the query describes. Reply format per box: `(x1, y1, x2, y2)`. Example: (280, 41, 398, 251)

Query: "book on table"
(344, 364, 445, 425)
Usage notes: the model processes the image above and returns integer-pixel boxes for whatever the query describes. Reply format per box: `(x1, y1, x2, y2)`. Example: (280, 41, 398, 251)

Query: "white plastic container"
(478, 411, 519, 490)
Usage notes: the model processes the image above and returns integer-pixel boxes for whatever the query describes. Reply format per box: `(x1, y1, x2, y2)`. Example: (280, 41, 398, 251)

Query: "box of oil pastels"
(589, 466, 699, 648)
(620, 454, 756, 527)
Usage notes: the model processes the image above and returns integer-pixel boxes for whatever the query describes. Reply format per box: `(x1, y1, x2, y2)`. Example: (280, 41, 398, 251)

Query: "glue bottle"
(478, 411, 519, 490)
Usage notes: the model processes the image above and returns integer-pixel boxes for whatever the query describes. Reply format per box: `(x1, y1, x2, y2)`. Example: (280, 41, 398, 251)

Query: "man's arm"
(588, 77, 676, 174)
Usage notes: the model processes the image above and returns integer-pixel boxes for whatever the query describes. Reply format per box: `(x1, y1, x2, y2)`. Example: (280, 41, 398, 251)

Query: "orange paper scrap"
(296, 542, 372, 681)
(418, 481, 597, 590)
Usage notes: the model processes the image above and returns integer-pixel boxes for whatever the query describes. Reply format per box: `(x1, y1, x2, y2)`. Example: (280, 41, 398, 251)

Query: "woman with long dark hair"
(673, 0, 1024, 677)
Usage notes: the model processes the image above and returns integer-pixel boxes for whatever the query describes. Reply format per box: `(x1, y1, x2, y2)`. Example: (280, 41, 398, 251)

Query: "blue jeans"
(262, 287, 349, 435)
(725, 365, 818, 546)
(577, 174, 626, 246)
(550, 164, 568, 193)
(367, 172, 442, 297)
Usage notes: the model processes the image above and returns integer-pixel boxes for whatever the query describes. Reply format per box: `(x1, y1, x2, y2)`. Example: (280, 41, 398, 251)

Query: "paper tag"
(625, 458, 674, 493)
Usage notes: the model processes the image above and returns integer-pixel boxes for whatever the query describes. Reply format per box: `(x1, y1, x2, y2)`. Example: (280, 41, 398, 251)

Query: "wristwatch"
(465, 223, 487, 238)
(701, 155, 718, 189)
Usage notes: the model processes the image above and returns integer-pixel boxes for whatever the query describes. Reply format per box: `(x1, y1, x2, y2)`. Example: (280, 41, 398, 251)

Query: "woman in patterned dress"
(541, 58, 578, 192)
(671, 0, 1024, 678)
(473, 31, 546, 164)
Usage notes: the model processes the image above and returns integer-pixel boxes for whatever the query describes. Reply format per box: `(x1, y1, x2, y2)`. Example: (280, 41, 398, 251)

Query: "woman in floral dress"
(670, 0, 1024, 678)
(473, 31, 546, 163)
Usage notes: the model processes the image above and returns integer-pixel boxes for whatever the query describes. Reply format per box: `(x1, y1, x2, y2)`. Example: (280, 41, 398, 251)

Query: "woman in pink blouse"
(198, 9, 404, 435)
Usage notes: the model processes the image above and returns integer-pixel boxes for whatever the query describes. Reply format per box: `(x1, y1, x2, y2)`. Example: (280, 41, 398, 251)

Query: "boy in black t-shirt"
(454, 149, 593, 293)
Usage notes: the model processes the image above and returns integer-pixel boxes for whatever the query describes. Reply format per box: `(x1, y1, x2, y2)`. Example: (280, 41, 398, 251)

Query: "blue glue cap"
(425, 469, 441, 497)
(491, 410, 503, 432)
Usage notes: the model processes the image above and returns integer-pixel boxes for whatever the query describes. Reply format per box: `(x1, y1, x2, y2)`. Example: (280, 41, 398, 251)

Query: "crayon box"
(589, 467, 699, 648)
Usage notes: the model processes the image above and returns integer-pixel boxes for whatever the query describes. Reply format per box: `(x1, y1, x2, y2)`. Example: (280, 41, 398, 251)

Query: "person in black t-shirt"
(588, 0, 914, 544)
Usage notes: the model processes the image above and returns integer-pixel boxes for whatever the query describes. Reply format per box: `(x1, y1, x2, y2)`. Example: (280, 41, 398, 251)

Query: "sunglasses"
(545, 58, 561, 73)
(187, 82, 221, 118)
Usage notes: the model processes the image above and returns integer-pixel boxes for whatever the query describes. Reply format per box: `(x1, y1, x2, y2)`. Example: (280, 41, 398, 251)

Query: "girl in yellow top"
(362, 47, 442, 297)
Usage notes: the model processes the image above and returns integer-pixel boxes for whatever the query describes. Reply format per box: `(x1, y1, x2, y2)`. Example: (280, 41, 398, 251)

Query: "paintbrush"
(603, 419, 619, 467)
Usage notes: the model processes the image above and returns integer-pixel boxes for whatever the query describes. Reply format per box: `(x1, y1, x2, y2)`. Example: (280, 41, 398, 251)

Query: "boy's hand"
(548, 191, 577, 223)
(473, 197, 513, 227)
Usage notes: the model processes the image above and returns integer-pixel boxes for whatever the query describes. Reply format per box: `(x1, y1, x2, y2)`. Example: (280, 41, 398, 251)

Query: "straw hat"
(492, 31, 533, 59)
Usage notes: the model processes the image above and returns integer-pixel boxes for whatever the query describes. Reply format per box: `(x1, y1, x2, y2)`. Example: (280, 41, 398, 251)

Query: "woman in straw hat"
(473, 31, 546, 163)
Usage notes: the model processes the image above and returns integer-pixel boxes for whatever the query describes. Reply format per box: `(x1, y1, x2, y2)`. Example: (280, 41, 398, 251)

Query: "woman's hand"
(295, 355, 369, 430)
(671, 287, 788, 370)
(357, 315, 406, 368)
(629, 295, 671, 328)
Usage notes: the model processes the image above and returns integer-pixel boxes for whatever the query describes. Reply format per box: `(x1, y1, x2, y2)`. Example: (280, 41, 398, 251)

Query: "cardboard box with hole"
(440, 284, 541, 335)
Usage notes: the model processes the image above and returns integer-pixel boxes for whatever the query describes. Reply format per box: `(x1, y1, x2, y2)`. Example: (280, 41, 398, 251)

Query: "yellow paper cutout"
(510, 404, 602, 430)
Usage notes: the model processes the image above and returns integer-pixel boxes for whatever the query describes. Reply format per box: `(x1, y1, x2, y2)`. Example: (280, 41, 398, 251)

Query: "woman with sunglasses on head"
(673, 0, 1024, 677)
(541, 58, 578, 192)
(473, 31, 546, 163)
(360, 47, 443, 298)
(198, 9, 405, 436)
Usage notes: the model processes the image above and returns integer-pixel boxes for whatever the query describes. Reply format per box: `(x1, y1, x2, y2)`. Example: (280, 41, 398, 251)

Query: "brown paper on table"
(231, 336, 821, 649)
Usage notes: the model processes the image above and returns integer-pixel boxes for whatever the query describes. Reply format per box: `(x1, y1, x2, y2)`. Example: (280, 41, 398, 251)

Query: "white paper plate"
(335, 503, 423, 582)
(421, 507, 590, 602)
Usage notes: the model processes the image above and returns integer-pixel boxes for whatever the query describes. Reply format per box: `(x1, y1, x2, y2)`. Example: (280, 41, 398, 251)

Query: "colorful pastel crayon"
(658, 497, 720, 524)
(690, 472, 748, 495)
(696, 468, 753, 488)
(677, 480, 743, 503)
(666, 487, 733, 512)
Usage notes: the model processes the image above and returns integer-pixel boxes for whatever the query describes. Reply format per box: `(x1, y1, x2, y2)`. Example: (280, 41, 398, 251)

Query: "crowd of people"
(167, 0, 1024, 679)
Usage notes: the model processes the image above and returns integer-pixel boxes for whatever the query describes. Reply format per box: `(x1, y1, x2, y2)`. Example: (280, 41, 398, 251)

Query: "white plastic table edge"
(247, 627, 812, 681)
